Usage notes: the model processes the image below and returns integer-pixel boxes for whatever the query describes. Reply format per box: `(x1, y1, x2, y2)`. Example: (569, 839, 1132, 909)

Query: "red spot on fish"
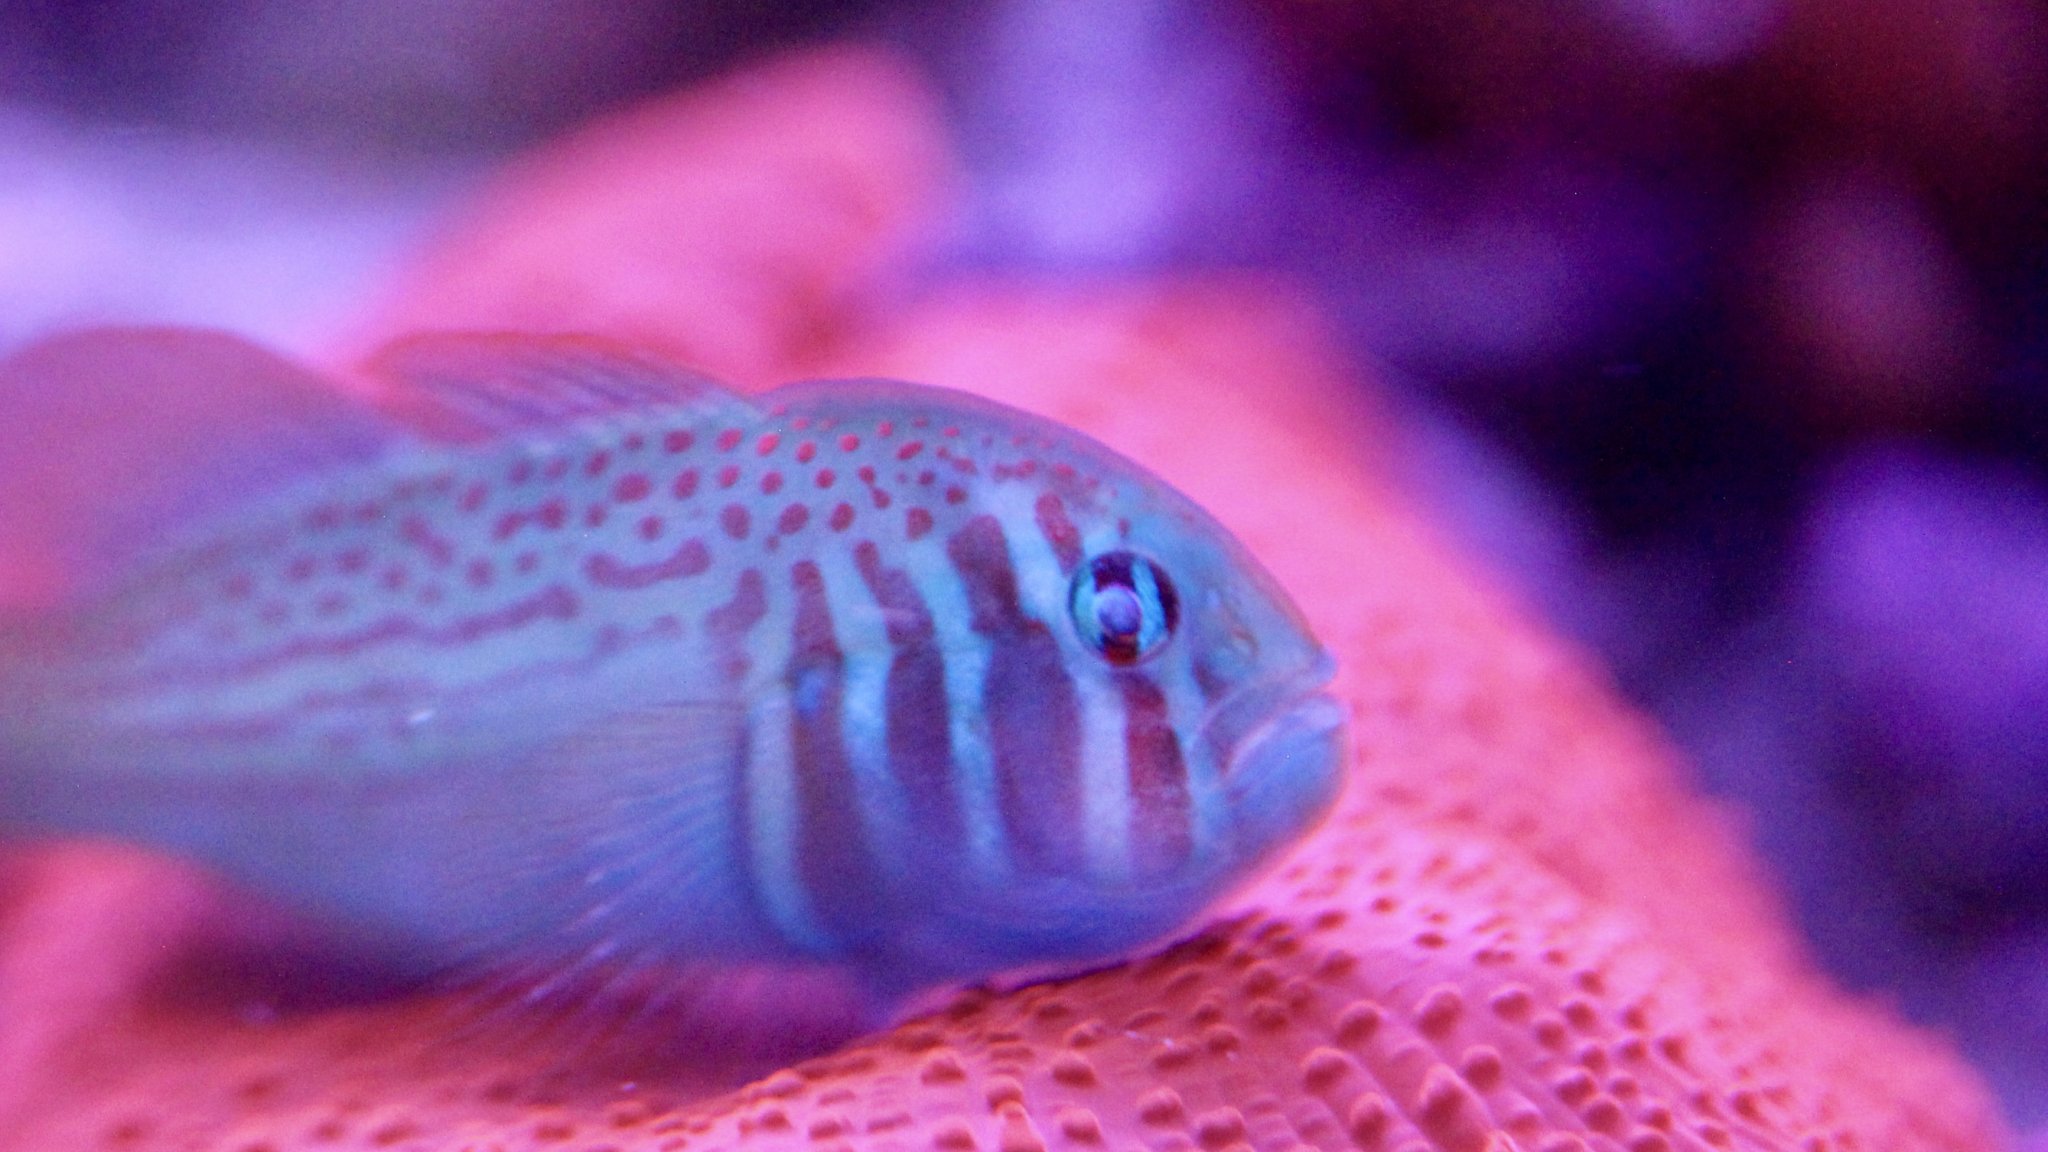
(585, 506, 608, 528)
(756, 433, 781, 456)
(673, 470, 700, 499)
(937, 447, 978, 476)
(315, 592, 350, 618)
(896, 440, 924, 461)
(877, 420, 895, 437)
(815, 468, 836, 489)
(839, 434, 861, 452)
(466, 559, 494, 588)
(380, 567, 408, 591)
(912, 416, 930, 429)
(717, 428, 744, 451)
(721, 504, 751, 540)
(795, 441, 817, 463)
(258, 602, 289, 625)
(537, 500, 568, 530)
(353, 502, 383, 524)
(337, 548, 369, 574)
(943, 425, 961, 438)
(639, 515, 664, 541)
(706, 568, 768, 679)
(285, 556, 317, 583)
(829, 503, 855, 531)
(1035, 493, 1083, 569)
(509, 460, 533, 483)
(460, 484, 488, 512)
(308, 505, 343, 531)
(664, 429, 695, 452)
(585, 451, 611, 477)
(613, 473, 652, 503)
(623, 433, 645, 451)
(492, 511, 525, 541)
(762, 471, 784, 495)
(857, 465, 877, 484)
(717, 465, 739, 489)
(945, 486, 967, 505)
(906, 507, 933, 540)
(778, 504, 809, 534)
(221, 573, 254, 600)
(917, 470, 935, 486)
(872, 489, 892, 510)
(586, 538, 710, 589)
(196, 586, 584, 683)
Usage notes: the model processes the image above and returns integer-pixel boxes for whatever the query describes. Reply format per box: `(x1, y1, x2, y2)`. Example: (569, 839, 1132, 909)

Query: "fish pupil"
(1096, 587, 1144, 642)
(1071, 550, 1179, 666)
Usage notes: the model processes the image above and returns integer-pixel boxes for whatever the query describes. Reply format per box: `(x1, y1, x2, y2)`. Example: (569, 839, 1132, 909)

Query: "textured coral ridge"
(0, 46, 2010, 1152)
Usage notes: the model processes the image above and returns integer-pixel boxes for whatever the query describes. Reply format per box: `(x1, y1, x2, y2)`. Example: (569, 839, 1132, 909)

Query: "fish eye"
(1069, 551, 1179, 666)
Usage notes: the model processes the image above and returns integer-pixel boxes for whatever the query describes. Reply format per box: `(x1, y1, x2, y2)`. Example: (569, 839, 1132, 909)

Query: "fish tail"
(0, 327, 404, 837)
(0, 621, 57, 835)
(0, 615, 27, 820)
(0, 657, 37, 838)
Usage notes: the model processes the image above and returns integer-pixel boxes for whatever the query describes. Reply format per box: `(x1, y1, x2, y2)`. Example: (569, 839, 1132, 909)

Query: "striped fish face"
(756, 383, 1346, 984)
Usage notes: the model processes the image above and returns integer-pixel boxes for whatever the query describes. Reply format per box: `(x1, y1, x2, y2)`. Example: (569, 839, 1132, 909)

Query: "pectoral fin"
(410, 702, 881, 1078)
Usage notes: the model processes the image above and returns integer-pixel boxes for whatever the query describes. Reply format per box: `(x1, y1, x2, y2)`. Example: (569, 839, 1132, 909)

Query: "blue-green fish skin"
(0, 327, 1346, 1003)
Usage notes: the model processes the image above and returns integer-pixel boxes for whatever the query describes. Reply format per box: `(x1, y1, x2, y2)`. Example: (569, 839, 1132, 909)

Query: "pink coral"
(0, 46, 2011, 1152)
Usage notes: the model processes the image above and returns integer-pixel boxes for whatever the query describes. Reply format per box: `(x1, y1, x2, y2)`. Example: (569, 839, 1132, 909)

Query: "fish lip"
(1223, 690, 1348, 780)
(1200, 649, 1342, 772)
(1214, 661, 1348, 861)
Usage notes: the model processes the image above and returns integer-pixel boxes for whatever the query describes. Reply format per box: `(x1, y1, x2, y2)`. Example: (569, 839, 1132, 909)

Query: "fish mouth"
(1213, 660, 1349, 857)
(1224, 690, 1347, 792)
(1200, 649, 1342, 770)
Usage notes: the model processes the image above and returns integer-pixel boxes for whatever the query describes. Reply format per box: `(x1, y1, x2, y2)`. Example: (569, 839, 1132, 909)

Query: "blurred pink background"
(3, 0, 2046, 1129)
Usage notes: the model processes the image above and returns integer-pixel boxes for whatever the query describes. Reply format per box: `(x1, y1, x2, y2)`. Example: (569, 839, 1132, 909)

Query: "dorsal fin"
(0, 327, 400, 611)
(366, 332, 755, 443)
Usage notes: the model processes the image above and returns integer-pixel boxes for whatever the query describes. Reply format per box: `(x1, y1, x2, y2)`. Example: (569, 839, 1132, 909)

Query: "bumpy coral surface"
(0, 47, 2011, 1152)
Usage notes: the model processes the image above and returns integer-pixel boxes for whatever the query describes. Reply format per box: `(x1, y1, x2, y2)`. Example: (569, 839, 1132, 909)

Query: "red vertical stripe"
(853, 541, 963, 856)
(787, 560, 879, 951)
(945, 515, 1085, 877)
(1119, 677, 1193, 878)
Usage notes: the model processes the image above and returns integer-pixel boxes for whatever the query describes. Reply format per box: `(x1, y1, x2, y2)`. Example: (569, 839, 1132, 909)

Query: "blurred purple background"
(4, 0, 2046, 1127)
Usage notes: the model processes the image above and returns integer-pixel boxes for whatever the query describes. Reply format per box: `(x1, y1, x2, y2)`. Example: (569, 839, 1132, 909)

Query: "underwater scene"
(0, 3, 2043, 1150)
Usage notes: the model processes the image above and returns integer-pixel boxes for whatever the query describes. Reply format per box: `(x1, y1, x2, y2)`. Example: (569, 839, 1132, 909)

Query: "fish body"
(0, 328, 1345, 1003)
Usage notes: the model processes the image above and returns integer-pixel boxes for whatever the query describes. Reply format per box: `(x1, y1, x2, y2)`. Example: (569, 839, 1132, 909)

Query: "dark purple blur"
(4, 0, 2046, 1127)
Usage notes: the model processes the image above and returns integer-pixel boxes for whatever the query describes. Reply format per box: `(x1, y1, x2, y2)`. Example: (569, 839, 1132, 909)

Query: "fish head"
(1040, 472, 1349, 911)
(809, 385, 1349, 983)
